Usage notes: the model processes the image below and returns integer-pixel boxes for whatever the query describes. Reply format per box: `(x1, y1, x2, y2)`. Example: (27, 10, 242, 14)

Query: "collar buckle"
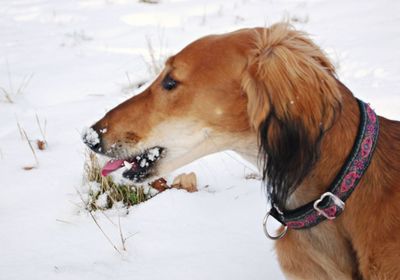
(313, 192, 345, 220)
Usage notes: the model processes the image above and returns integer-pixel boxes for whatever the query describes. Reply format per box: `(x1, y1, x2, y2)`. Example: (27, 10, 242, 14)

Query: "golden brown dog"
(83, 23, 400, 279)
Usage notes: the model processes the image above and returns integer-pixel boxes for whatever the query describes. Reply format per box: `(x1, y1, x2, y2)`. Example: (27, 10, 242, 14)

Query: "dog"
(83, 23, 400, 279)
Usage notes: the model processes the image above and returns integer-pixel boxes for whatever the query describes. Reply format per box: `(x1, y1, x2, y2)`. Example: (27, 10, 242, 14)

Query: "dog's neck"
(286, 84, 360, 210)
(232, 84, 360, 211)
(231, 132, 259, 167)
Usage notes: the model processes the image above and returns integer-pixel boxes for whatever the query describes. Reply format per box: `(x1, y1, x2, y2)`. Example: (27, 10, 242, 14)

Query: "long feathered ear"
(242, 23, 342, 209)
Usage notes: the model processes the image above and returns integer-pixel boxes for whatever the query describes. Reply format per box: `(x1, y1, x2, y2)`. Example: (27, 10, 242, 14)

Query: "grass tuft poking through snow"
(83, 151, 151, 211)
(0, 61, 33, 103)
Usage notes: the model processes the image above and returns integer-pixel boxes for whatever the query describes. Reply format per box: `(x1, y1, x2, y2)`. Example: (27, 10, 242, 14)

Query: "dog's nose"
(82, 126, 103, 153)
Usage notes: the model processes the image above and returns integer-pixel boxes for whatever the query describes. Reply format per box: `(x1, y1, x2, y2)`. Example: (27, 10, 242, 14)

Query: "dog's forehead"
(170, 30, 251, 77)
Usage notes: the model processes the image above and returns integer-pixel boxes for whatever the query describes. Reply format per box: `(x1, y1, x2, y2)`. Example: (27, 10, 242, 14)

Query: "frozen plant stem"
(16, 73, 33, 96)
(1, 60, 33, 103)
(144, 31, 166, 77)
(118, 215, 127, 251)
(100, 210, 117, 227)
(6, 59, 14, 97)
(89, 211, 122, 256)
(139, 0, 160, 4)
(76, 189, 122, 255)
(125, 71, 132, 86)
(0, 87, 13, 103)
(35, 114, 48, 146)
(16, 120, 24, 140)
(201, 6, 207, 25)
(99, 210, 137, 251)
(145, 35, 160, 75)
(22, 128, 39, 167)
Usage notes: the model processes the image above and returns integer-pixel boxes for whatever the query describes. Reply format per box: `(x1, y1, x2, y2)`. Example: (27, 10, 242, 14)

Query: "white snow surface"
(1, 0, 399, 279)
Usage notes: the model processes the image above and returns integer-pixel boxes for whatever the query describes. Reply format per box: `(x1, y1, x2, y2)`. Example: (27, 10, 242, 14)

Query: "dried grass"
(0, 61, 33, 103)
(83, 151, 151, 211)
(21, 128, 39, 169)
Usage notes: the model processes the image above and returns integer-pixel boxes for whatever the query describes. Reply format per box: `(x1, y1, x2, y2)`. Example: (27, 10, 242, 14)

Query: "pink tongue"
(101, 159, 125, 177)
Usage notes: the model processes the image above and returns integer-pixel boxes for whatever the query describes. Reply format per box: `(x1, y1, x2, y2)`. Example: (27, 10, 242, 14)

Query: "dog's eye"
(162, 75, 178, 91)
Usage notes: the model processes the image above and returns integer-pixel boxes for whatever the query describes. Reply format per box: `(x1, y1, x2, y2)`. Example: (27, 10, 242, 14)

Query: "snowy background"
(1, 0, 399, 279)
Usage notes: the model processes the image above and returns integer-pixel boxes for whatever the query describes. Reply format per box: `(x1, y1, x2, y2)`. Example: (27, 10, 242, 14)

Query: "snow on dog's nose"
(82, 126, 103, 153)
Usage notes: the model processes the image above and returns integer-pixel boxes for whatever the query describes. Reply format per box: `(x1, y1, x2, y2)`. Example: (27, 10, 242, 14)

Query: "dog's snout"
(82, 125, 103, 153)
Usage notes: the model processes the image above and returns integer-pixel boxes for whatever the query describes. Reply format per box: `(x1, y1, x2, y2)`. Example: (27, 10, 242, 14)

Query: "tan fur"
(172, 172, 197, 193)
(90, 23, 400, 279)
(243, 24, 340, 134)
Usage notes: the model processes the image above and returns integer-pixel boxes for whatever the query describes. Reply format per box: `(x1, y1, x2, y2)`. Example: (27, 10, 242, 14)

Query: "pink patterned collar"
(266, 99, 379, 236)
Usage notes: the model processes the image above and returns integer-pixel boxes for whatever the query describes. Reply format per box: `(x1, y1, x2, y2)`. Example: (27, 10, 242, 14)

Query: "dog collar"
(263, 99, 379, 238)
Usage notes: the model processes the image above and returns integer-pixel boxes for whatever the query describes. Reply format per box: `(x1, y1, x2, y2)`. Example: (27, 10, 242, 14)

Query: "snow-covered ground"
(1, 0, 399, 279)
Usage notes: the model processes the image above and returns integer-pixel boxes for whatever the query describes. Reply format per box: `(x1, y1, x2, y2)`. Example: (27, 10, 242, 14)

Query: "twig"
(99, 209, 137, 249)
(124, 232, 138, 241)
(99, 210, 117, 227)
(16, 119, 24, 140)
(22, 128, 39, 167)
(125, 71, 132, 85)
(145, 35, 160, 75)
(89, 211, 122, 255)
(35, 113, 48, 145)
(201, 6, 207, 25)
(6, 59, 14, 97)
(16, 73, 33, 95)
(1, 60, 33, 102)
(75, 189, 121, 255)
(139, 0, 160, 4)
(118, 215, 127, 251)
(56, 219, 74, 225)
(0, 87, 13, 103)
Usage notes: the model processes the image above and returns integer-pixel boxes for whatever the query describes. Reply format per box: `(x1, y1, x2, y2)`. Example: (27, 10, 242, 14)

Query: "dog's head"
(83, 23, 341, 207)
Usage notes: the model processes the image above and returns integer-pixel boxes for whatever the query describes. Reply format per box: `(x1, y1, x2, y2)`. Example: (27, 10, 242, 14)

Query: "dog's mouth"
(101, 146, 165, 182)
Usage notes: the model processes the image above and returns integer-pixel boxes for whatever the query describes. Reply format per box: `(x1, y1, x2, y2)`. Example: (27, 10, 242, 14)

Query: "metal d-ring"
(262, 211, 288, 240)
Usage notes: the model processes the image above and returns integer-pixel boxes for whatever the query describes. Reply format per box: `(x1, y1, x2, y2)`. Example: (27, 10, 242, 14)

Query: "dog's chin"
(121, 163, 157, 183)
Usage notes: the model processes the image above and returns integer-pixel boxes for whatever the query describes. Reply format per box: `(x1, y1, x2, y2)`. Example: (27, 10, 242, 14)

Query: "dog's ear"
(242, 23, 341, 209)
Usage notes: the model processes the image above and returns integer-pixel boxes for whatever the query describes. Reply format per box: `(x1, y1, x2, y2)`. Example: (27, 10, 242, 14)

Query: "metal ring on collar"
(262, 211, 288, 240)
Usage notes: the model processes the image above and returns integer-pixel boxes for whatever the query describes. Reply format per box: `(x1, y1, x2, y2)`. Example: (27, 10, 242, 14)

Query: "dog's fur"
(88, 23, 400, 279)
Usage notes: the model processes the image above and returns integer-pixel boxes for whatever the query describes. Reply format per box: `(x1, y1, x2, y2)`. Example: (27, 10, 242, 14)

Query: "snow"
(140, 158, 147, 168)
(82, 127, 100, 146)
(96, 192, 110, 209)
(88, 181, 101, 194)
(1, 0, 399, 280)
(99, 128, 107, 134)
(147, 147, 160, 161)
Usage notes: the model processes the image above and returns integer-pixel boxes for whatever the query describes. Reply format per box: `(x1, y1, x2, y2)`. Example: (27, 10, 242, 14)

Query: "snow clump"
(147, 147, 160, 161)
(82, 127, 100, 146)
(95, 192, 109, 209)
